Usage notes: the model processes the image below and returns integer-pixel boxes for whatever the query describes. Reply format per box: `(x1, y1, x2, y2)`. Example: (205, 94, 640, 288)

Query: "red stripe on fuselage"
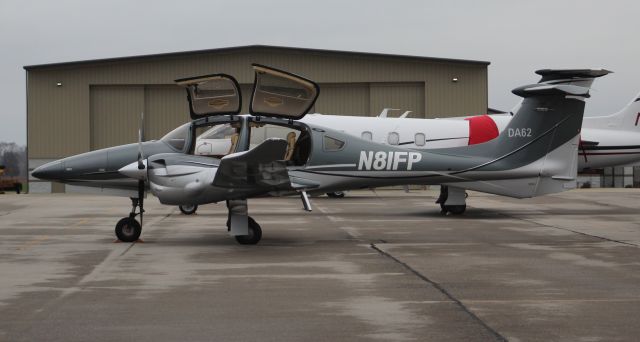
(465, 115, 499, 145)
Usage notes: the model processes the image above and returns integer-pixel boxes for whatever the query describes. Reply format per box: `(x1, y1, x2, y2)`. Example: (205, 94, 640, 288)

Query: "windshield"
(200, 124, 238, 140)
(161, 122, 191, 151)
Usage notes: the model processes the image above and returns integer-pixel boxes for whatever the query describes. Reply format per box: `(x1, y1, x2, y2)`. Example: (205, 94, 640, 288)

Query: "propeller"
(137, 112, 146, 226)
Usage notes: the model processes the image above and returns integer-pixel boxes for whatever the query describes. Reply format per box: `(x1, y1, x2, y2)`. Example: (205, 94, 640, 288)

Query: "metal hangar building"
(24, 45, 490, 192)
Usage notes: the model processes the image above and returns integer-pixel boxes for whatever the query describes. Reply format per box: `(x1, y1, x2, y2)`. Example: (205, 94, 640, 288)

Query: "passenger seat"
(284, 132, 297, 160)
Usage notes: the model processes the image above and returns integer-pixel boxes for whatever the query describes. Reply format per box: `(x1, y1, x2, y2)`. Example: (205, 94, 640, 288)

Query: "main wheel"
(115, 217, 142, 242)
(235, 216, 262, 245)
(179, 204, 198, 215)
(326, 191, 345, 198)
(444, 205, 466, 215)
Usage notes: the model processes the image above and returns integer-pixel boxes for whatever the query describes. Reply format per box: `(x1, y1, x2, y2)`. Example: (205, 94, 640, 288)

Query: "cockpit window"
(194, 123, 241, 158)
(161, 122, 191, 151)
(323, 135, 345, 151)
(200, 124, 237, 140)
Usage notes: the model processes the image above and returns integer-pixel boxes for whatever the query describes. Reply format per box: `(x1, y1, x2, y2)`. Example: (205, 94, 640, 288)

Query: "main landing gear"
(179, 204, 198, 215)
(115, 197, 144, 242)
(232, 216, 262, 245)
(226, 199, 262, 245)
(436, 186, 467, 215)
(326, 191, 345, 198)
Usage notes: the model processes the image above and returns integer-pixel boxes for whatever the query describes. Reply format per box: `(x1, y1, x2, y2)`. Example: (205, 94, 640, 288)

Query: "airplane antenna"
(378, 108, 400, 118)
(399, 111, 412, 119)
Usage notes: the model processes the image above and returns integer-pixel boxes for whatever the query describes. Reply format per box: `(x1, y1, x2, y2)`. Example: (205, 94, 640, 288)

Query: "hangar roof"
(23, 44, 490, 70)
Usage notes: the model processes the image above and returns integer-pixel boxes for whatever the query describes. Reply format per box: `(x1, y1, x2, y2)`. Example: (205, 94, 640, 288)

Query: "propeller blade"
(137, 112, 145, 170)
(138, 179, 145, 227)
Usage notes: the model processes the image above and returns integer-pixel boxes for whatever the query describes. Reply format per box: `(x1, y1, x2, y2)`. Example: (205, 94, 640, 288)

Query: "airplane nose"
(32, 161, 64, 180)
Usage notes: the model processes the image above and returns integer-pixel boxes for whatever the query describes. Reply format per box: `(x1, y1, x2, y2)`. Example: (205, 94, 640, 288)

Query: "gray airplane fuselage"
(32, 140, 178, 192)
(34, 85, 586, 205)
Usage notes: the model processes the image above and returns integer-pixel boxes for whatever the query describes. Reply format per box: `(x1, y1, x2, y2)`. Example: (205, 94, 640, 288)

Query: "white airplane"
(303, 70, 640, 172)
(301, 88, 640, 171)
(199, 70, 640, 172)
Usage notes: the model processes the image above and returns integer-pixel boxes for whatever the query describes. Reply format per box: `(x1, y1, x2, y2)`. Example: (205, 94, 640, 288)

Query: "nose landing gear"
(115, 197, 144, 242)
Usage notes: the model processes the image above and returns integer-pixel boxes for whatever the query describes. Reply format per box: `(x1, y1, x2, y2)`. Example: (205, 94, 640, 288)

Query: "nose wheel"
(115, 197, 144, 242)
(115, 217, 142, 242)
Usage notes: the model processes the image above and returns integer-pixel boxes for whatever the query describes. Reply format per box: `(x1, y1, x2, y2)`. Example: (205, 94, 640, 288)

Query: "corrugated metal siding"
(144, 86, 189, 139)
(314, 83, 369, 116)
(369, 83, 425, 118)
(90, 86, 143, 150)
(27, 47, 488, 159)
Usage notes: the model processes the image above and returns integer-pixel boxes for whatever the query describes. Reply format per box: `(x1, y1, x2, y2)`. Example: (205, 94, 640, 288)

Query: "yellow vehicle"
(0, 165, 22, 194)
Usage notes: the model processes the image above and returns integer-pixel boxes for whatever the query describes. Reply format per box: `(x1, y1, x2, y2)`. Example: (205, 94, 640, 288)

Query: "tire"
(444, 205, 466, 215)
(326, 191, 345, 198)
(235, 216, 262, 245)
(115, 217, 142, 242)
(179, 204, 198, 215)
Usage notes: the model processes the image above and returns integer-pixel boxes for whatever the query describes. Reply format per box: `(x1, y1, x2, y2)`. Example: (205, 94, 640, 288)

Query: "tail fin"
(583, 90, 640, 131)
(447, 80, 597, 198)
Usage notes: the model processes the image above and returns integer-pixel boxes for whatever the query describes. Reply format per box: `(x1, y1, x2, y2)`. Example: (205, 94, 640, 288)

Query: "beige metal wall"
(27, 46, 488, 159)
(90, 86, 143, 150)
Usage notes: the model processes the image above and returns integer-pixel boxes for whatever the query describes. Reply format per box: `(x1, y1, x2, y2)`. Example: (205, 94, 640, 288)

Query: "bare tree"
(0, 142, 27, 180)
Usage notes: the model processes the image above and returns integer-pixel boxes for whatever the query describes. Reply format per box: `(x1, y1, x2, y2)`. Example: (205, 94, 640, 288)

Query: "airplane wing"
(212, 138, 297, 191)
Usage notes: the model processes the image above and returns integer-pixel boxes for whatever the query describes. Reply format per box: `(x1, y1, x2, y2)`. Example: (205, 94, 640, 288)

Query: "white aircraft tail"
(584, 90, 640, 131)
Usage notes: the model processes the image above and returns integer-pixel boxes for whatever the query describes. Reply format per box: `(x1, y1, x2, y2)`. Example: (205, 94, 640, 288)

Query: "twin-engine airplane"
(34, 64, 595, 244)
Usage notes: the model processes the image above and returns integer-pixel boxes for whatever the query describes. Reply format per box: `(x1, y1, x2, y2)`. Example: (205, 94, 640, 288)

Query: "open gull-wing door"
(250, 64, 319, 120)
(175, 74, 242, 120)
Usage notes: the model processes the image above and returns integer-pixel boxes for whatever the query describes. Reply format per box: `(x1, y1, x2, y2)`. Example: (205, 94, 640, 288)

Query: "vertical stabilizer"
(583, 90, 640, 131)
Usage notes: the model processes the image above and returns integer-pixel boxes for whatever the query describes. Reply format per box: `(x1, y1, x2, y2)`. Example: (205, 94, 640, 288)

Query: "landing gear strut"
(226, 199, 262, 245)
(233, 217, 262, 245)
(115, 197, 143, 242)
(436, 186, 467, 215)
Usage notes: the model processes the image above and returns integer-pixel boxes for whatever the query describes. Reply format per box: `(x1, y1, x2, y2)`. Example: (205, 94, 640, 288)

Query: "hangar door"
(314, 83, 369, 116)
(310, 82, 425, 117)
(144, 86, 189, 139)
(90, 86, 189, 150)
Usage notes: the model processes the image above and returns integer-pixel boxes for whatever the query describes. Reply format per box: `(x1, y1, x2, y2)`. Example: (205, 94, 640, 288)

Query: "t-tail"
(508, 69, 611, 115)
(443, 77, 599, 198)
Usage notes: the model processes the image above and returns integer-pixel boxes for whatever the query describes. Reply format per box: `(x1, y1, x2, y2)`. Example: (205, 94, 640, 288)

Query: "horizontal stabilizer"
(213, 138, 292, 190)
(536, 69, 612, 82)
(512, 84, 590, 98)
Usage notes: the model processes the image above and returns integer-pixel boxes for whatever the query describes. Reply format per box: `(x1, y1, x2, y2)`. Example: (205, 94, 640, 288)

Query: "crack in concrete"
(370, 243, 509, 342)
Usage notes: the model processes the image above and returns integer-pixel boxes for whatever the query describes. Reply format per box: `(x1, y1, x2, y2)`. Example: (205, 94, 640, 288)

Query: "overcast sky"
(1, 0, 638, 145)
